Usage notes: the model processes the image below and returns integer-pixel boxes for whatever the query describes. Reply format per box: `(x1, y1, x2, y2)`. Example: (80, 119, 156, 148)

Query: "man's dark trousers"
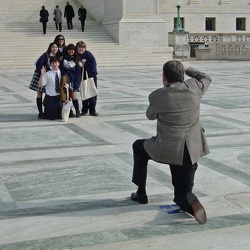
(132, 139, 198, 214)
(67, 18, 73, 29)
(42, 22, 47, 34)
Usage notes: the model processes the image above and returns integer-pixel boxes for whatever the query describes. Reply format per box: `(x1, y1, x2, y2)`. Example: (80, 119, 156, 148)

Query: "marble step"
(0, 0, 172, 67)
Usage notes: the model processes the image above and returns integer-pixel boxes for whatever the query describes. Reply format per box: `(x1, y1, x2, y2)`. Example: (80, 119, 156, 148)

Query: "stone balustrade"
(194, 42, 250, 60)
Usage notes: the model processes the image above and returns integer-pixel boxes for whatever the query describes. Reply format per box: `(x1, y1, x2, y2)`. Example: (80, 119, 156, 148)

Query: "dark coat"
(40, 8, 49, 22)
(64, 4, 75, 18)
(63, 55, 81, 89)
(35, 53, 50, 74)
(78, 7, 87, 20)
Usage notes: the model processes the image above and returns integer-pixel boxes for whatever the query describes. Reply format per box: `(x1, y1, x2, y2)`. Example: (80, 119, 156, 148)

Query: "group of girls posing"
(29, 34, 98, 120)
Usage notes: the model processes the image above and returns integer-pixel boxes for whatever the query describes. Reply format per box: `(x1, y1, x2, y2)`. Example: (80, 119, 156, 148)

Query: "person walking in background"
(64, 2, 75, 30)
(53, 5, 62, 32)
(78, 5, 87, 32)
(130, 60, 212, 224)
(29, 42, 60, 119)
(40, 6, 49, 34)
(75, 41, 98, 116)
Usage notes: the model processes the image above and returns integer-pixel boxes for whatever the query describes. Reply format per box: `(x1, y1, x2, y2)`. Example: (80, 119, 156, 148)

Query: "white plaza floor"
(0, 61, 250, 249)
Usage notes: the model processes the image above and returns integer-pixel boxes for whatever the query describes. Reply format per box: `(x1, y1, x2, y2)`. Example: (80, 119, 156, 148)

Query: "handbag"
(53, 17, 56, 21)
(62, 87, 72, 122)
(60, 75, 68, 103)
(80, 69, 98, 101)
(39, 18, 42, 22)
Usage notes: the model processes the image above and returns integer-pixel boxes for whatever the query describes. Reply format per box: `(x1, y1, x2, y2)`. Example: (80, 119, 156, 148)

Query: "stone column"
(102, 0, 123, 42)
(102, 0, 170, 53)
(168, 32, 190, 58)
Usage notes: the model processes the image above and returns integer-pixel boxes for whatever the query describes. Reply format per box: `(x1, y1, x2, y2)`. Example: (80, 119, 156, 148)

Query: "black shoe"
(38, 113, 47, 119)
(81, 112, 87, 116)
(187, 193, 207, 224)
(130, 192, 148, 204)
(90, 112, 98, 116)
(76, 112, 81, 117)
(69, 110, 75, 118)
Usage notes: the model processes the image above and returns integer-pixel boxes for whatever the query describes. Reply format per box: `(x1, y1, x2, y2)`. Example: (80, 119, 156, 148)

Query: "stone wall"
(78, 0, 171, 53)
(77, 0, 105, 23)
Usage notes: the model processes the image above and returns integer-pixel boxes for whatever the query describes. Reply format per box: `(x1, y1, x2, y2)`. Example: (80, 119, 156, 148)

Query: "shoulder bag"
(62, 86, 72, 122)
(80, 69, 98, 101)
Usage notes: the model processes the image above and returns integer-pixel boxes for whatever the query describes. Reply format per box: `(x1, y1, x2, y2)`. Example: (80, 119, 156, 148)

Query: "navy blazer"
(35, 53, 50, 74)
(79, 50, 97, 78)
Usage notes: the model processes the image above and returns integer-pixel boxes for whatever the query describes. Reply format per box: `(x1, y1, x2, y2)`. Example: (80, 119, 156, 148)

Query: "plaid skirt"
(69, 82, 80, 92)
(29, 71, 46, 93)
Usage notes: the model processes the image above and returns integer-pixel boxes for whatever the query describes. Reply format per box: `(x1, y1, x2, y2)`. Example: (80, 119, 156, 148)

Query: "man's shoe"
(90, 112, 98, 116)
(130, 192, 148, 204)
(75, 112, 81, 117)
(81, 112, 87, 116)
(38, 113, 47, 119)
(187, 193, 207, 224)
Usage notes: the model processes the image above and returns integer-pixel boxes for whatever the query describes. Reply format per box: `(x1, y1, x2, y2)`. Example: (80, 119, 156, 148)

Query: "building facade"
(159, 0, 250, 44)
(79, 0, 250, 59)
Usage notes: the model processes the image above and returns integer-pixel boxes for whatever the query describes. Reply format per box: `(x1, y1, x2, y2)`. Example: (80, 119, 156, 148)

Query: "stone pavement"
(0, 61, 250, 249)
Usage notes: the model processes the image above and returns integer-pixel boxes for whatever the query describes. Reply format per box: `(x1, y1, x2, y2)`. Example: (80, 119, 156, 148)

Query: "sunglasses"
(58, 38, 64, 40)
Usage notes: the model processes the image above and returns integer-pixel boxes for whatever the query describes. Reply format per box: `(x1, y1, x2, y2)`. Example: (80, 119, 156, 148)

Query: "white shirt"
(43, 69, 61, 96)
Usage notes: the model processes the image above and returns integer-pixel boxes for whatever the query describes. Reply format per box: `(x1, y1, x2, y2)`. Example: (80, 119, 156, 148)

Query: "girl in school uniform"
(75, 41, 98, 116)
(29, 42, 60, 119)
(54, 34, 67, 62)
(63, 44, 81, 117)
(54, 34, 77, 117)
